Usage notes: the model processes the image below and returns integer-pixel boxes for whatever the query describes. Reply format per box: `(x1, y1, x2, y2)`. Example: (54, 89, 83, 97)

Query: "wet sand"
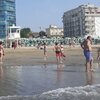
(3, 45, 99, 67)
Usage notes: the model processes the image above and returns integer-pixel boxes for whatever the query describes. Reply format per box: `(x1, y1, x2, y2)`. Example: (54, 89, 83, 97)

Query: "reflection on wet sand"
(43, 64, 47, 69)
(57, 63, 64, 82)
(86, 71, 93, 85)
(85, 62, 100, 85)
(0, 66, 3, 79)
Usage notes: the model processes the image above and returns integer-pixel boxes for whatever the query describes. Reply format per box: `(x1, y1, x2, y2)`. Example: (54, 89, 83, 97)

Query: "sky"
(16, 0, 100, 32)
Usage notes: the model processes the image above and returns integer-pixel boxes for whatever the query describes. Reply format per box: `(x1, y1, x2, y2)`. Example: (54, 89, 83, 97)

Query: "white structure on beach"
(46, 25, 64, 37)
(63, 4, 100, 38)
(8, 24, 21, 39)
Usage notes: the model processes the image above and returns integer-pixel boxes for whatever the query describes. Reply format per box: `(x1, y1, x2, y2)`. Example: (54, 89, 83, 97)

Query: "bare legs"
(56, 55, 62, 63)
(85, 58, 93, 72)
(44, 54, 47, 61)
(0, 54, 3, 64)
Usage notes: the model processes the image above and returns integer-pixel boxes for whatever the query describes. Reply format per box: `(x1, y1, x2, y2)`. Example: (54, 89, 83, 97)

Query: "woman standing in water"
(0, 41, 4, 64)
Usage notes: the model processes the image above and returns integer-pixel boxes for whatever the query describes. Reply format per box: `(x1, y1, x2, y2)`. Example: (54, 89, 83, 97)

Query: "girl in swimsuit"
(60, 42, 66, 60)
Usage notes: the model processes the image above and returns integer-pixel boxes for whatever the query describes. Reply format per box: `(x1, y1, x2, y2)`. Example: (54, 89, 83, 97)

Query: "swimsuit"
(55, 46, 61, 57)
(84, 50, 93, 61)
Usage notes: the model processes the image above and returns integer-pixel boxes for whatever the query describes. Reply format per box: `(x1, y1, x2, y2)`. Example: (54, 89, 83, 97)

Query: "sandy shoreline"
(2, 45, 99, 67)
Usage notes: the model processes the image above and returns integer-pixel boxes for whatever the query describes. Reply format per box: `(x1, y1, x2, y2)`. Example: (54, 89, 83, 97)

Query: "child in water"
(60, 42, 66, 60)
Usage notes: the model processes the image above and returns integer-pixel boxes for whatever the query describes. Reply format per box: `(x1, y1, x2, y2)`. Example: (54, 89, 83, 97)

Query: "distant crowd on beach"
(0, 35, 100, 72)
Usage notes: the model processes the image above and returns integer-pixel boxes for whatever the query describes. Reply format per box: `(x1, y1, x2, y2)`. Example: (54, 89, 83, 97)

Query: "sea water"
(0, 63, 100, 100)
(0, 84, 100, 100)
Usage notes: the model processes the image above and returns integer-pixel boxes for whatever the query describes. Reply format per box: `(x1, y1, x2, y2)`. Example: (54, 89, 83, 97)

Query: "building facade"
(0, 0, 16, 38)
(63, 4, 100, 37)
(8, 24, 21, 39)
(46, 25, 63, 37)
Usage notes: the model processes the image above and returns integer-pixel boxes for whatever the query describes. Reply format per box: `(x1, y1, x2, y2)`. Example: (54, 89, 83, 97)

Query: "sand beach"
(3, 45, 99, 67)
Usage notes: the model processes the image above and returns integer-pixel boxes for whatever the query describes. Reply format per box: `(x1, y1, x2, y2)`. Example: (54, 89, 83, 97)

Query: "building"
(63, 4, 100, 38)
(46, 25, 63, 37)
(8, 24, 21, 39)
(0, 0, 16, 38)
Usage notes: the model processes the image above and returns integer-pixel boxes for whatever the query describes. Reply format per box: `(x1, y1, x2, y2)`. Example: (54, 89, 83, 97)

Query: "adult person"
(53, 42, 62, 63)
(43, 42, 47, 61)
(0, 41, 4, 64)
(81, 36, 93, 72)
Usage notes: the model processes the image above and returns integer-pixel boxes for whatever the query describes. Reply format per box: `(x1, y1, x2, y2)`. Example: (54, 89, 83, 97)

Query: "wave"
(0, 84, 100, 100)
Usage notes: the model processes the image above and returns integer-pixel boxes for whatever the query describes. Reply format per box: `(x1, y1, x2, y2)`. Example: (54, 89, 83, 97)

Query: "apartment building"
(46, 25, 63, 37)
(63, 4, 100, 37)
(0, 0, 16, 38)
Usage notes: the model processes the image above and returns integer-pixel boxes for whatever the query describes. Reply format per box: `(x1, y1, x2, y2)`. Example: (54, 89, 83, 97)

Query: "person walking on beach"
(0, 41, 4, 64)
(12, 41, 17, 49)
(81, 36, 93, 72)
(43, 42, 47, 61)
(54, 42, 62, 63)
(60, 42, 66, 60)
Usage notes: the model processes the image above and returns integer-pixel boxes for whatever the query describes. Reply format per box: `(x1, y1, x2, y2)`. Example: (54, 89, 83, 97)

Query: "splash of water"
(0, 84, 100, 100)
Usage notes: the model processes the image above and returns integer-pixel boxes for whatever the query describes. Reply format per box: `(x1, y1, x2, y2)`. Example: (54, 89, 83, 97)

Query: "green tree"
(20, 28, 31, 38)
(39, 31, 47, 37)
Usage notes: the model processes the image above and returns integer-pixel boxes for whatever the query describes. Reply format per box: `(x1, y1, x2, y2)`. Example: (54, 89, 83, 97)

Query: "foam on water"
(0, 84, 100, 100)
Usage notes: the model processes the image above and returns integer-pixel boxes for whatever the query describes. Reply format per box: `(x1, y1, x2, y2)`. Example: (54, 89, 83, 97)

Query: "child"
(0, 41, 4, 64)
(60, 42, 66, 60)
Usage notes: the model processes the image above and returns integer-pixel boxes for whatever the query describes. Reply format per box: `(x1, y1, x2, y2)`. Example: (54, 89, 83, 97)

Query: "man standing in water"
(81, 36, 93, 72)
(43, 42, 47, 61)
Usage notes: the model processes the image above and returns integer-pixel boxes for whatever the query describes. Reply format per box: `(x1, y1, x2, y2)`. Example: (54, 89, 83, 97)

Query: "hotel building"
(46, 25, 63, 37)
(0, 0, 16, 38)
(63, 4, 100, 37)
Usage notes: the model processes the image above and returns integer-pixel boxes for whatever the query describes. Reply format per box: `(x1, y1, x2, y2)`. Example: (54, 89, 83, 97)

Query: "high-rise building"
(63, 4, 100, 37)
(0, 0, 16, 38)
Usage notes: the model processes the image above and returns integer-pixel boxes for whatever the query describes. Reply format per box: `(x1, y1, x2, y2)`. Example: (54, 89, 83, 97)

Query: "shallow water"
(0, 63, 100, 99)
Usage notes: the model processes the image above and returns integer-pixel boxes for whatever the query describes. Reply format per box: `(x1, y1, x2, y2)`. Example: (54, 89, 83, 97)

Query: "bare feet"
(0, 62, 3, 64)
(90, 68, 95, 72)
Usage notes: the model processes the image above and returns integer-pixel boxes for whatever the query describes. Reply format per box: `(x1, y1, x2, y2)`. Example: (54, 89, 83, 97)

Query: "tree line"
(20, 28, 47, 38)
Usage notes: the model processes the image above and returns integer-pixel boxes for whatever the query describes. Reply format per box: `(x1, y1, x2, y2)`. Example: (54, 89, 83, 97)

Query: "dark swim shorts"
(84, 50, 93, 61)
